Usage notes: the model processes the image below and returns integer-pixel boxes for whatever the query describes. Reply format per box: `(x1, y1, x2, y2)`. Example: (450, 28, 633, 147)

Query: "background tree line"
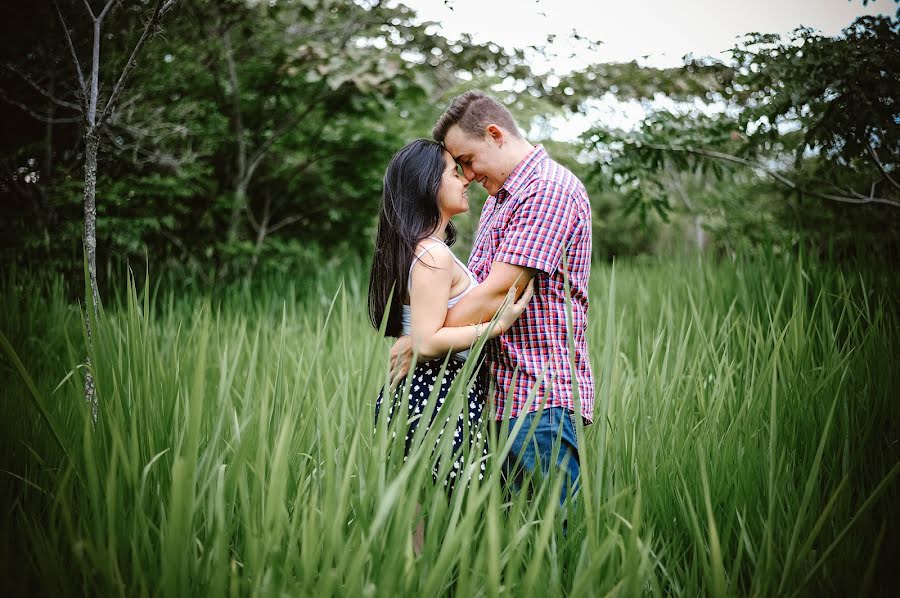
(1, 0, 897, 290)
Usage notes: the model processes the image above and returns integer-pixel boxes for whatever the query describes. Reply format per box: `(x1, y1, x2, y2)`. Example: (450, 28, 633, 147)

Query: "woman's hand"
(389, 335, 414, 389)
(491, 279, 535, 338)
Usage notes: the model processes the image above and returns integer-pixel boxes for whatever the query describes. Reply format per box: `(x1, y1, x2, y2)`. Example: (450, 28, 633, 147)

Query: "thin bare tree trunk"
(83, 128, 100, 420)
(82, 4, 105, 421)
(51, 0, 176, 421)
(83, 129, 101, 313)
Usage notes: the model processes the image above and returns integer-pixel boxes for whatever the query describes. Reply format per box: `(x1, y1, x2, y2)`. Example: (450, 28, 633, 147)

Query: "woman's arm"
(407, 246, 499, 359)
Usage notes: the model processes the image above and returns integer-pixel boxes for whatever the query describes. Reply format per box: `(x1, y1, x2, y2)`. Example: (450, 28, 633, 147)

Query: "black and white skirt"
(375, 356, 489, 489)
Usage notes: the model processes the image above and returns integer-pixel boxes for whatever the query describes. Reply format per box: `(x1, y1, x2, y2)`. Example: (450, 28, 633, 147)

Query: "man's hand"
(388, 335, 414, 389)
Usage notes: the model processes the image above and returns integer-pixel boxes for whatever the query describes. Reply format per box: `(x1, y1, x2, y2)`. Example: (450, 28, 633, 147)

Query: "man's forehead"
(445, 127, 479, 160)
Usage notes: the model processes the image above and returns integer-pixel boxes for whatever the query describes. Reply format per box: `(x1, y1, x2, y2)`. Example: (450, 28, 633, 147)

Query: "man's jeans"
(495, 407, 580, 507)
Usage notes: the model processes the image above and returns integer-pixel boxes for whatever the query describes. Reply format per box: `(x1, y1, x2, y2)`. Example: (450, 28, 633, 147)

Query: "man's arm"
(386, 250, 535, 388)
(443, 261, 537, 327)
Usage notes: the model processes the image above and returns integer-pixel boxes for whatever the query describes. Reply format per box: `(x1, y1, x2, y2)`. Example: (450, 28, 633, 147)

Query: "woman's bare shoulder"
(412, 241, 454, 270)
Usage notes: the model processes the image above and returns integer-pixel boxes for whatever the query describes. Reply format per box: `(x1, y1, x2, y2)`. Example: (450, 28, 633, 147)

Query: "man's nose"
(462, 165, 476, 182)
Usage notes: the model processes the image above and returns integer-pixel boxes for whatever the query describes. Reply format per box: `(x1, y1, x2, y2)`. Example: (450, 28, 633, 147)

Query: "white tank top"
(401, 236, 479, 360)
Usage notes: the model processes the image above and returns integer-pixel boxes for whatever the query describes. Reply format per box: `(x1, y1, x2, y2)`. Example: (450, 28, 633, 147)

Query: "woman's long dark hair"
(368, 139, 458, 336)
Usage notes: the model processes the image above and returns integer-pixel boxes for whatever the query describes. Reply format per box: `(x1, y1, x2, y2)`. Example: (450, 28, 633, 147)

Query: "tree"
(579, 15, 899, 256)
(585, 17, 899, 209)
(49, 0, 178, 418)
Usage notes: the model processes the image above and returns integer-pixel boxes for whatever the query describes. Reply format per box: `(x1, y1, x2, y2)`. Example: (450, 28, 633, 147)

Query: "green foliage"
(582, 15, 900, 257)
(559, 58, 734, 109)
(732, 17, 899, 169)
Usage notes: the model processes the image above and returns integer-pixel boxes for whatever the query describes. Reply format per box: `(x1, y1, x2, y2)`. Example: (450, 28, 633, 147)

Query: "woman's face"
(437, 150, 470, 220)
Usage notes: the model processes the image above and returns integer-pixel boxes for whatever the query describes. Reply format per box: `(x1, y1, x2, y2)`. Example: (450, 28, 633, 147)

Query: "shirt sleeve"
(493, 180, 578, 276)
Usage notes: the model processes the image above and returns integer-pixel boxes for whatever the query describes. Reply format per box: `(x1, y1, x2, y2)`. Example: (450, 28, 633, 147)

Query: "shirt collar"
(496, 144, 546, 201)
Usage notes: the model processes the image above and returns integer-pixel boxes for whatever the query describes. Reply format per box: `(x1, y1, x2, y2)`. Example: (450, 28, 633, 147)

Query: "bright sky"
(398, 0, 892, 138)
(401, 0, 890, 70)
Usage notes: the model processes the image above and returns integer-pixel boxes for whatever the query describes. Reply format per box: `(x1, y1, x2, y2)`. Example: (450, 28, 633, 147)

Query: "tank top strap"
(426, 235, 473, 272)
(413, 241, 445, 263)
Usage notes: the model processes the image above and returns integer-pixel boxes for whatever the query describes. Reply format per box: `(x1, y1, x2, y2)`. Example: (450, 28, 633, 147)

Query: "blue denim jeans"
(495, 407, 580, 507)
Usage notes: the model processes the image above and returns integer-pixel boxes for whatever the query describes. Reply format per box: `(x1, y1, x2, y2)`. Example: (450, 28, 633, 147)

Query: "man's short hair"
(432, 90, 522, 143)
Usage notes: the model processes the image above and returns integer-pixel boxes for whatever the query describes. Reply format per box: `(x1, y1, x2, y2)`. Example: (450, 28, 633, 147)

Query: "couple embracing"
(367, 90, 594, 507)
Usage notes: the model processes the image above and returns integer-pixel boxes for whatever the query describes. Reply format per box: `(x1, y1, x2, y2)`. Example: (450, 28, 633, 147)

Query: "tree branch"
(0, 88, 82, 123)
(158, 229, 212, 285)
(245, 94, 328, 184)
(643, 142, 900, 209)
(102, 125, 194, 171)
(831, 183, 865, 199)
(244, 201, 261, 232)
(96, 0, 119, 24)
(2, 63, 82, 111)
(266, 213, 306, 235)
(87, 18, 101, 125)
(98, 0, 171, 127)
(82, 0, 96, 21)
(867, 144, 900, 193)
(50, 0, 87, 100)
(160, 0, 179, 19)
(664, 166, 695, 212)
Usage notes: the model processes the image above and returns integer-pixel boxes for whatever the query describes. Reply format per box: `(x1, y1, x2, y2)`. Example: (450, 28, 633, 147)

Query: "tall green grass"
(1, 254, 897, 596)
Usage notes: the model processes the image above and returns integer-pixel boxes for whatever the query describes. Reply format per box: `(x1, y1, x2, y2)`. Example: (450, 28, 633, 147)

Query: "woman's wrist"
(474, 321, 505, 342)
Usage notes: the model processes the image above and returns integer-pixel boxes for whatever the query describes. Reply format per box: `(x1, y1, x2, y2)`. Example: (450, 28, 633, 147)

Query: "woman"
(368, 139, 532, 489)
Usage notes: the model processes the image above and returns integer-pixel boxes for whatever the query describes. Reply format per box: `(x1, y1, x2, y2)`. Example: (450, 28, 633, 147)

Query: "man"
(390, 90, 594, 504)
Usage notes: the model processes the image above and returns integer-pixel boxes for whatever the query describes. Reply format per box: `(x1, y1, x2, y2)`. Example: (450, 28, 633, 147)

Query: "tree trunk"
(51, 0, 175, 422)
(247, 196, 272, 278)
(222, 27, 248, 244)
(227, 180, 248, 244)
(693, 215, 706, 252)
(83, 127, 100, 421)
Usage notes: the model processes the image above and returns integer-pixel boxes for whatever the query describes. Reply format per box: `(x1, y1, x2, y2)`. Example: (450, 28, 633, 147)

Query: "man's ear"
(486, 124, 504, 146)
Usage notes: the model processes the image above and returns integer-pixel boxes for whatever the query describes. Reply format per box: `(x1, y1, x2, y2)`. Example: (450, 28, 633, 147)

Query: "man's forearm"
(445, 261, 537, 327)
(443, 284, 507, 327)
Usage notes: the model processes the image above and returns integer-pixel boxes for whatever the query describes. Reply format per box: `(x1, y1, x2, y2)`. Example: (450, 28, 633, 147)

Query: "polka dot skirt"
(376, 357, 488, 491)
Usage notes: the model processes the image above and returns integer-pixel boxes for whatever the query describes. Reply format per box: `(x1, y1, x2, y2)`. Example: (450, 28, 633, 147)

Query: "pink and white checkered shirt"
(468, 145, 595, 423)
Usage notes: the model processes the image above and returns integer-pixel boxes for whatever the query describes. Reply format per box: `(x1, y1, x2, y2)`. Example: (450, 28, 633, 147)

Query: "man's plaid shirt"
(469, 145, 595, 423)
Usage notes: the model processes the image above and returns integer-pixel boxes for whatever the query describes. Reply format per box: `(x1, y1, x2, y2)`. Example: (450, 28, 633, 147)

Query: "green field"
(1, 254, 897, 596)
